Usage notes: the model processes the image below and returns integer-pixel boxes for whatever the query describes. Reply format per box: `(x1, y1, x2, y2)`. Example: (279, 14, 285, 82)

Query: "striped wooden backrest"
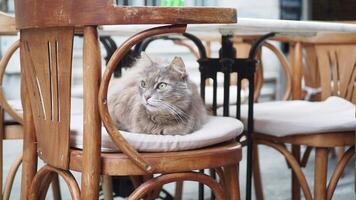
(20, 27, 74, 169)
(313, 35, 356, 103)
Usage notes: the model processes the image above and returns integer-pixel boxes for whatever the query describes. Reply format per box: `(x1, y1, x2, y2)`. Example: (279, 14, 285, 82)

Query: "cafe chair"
(0, 12, 64, 200)
(15, 1, 244, 199)
(218, 33, 356, 200)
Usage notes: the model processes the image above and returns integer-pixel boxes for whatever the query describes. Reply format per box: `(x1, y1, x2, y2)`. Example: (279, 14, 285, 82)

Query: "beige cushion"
(217, 96, 355, 137)
(70, 115, 243, 152)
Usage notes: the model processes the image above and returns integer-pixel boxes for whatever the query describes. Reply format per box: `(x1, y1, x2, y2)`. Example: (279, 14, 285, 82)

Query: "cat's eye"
(157, 82, 167, 90)
(140, 80, 146, 88)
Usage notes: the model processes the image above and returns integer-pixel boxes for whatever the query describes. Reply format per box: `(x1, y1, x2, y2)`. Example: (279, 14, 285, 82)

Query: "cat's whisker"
(159, 101, 190, 123)
(161, 104, 186, 123)
(152, 100, 188, 124)
(162, 101, 190, 119)
(150, 100, 184, 123)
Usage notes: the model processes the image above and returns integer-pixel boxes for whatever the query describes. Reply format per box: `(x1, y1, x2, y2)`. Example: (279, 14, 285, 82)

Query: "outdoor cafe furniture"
(0, 12, 63, 200)
(14, 0, 245, 199)
(102, 18, 356, 200)
(193, 21, 356, 200)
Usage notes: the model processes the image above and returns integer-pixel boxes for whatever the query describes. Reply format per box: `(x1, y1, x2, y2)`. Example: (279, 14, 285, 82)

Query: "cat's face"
(138, 56, 192, 113)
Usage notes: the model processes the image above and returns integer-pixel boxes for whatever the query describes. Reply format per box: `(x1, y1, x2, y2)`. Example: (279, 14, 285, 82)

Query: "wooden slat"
(329, 48, 339, 96)
(21, 27, 74, 169)
(14, 0, 236, 29)
(315, 46, 332, 100)
(315, 44, 356, 103)
(292, 42, 303, 100)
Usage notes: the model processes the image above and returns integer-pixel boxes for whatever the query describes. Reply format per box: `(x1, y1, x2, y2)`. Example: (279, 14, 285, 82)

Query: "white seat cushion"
(70, 115, 243, 152)
(217, 96, 355, 137)
(4, 98, 84, 123)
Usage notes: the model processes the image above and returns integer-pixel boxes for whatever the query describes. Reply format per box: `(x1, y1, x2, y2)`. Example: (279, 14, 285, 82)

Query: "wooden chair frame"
(15, 2, 241, 199)
(253, 33, 356, 200)
(0, 12, 64, 200)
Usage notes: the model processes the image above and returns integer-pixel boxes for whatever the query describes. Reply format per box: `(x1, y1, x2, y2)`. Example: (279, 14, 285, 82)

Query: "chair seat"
(70, 116, 243, 152)
(217, 96, 355, 137)
(69, 140, 242, 176)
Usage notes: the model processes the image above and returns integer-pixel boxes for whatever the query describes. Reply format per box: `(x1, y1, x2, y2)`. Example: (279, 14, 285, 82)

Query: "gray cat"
(108, 54, 207, 135)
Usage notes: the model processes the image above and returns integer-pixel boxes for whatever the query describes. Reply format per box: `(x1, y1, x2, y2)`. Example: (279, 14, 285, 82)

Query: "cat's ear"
(169, 56, 187, 79)
(140, 52, 154, 65)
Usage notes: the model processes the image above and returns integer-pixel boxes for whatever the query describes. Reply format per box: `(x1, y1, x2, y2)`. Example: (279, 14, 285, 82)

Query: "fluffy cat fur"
(108, 54, 207, 135)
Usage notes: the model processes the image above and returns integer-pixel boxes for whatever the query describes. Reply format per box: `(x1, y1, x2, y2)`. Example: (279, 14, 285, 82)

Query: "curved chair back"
(302, 33, 356, 103)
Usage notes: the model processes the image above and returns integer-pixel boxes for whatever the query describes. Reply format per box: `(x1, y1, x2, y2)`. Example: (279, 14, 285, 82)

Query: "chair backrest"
(302, 33, 356, 103)
(20, 27, 74, 169)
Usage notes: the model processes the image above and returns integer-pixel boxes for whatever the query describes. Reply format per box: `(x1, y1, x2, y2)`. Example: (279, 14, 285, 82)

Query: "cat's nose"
(144, 95, 152, 101)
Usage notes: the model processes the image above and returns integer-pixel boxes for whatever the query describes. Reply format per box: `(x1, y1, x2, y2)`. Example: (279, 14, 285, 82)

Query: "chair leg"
(291, 145, 301, 200)
(327, 145, 355, 200)
(174, 181, 183, 200)
(39, 173, 56, 200)
(223, 164, 240, 200)
(314, 147, 329, 200)
(252, 144, 264, 200)
(3, 153, 23, 200)
(20, 120, 38, 200)
(21, 83, 38, 200)
(0, 108, 4, 200)
(102, 175, 113, 200)
(51, 174, 62, 200)
(0, 138, 3, 200)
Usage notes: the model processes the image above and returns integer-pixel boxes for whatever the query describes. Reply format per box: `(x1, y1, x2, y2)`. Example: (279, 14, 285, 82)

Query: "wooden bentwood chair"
(15, 1, 243, 199)
(216, 33, 355, 200)
(0, 12, 62, 200)
(250, 33, 356, 200)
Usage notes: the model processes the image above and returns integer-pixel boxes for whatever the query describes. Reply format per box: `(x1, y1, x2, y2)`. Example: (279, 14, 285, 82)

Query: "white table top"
(99, 17, 356, 37)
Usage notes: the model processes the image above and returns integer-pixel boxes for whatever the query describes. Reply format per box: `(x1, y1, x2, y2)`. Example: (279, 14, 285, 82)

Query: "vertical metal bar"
(210, 169, 216, 200)
(212, 74, 217, 115)
(219, 35, 235, 117)
(236, 73, 242, 119)
(246, 69, 255, 200)
(200, 74, 206, 103)
(223, 70, 230, 116)
(199, 169, 204, 200)
(245, 32, 275, 200)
